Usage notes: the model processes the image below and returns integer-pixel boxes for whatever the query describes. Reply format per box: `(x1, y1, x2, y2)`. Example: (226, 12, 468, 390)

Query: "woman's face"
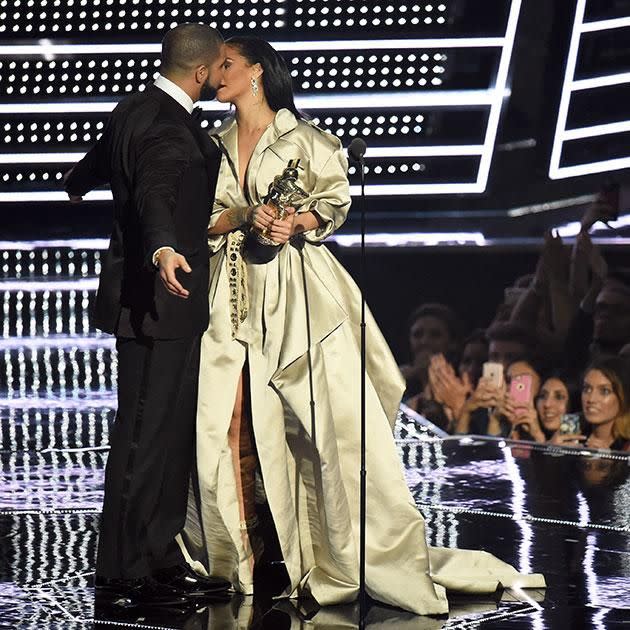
(582, 369, 621, 426)
(216, 45, 260, 104)
(536, 377, 569, 432)
(409, 316, 452, 362)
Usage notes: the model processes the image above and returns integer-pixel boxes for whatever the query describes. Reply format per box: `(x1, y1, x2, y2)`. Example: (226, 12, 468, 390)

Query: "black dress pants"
(96, 335, 201, 579)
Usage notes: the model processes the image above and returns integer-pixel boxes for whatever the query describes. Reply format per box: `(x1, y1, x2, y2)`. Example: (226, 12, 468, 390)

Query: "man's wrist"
(152, 246, 175, 268)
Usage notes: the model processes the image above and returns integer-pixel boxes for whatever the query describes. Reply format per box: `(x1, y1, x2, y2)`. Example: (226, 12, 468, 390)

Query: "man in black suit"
(64, 23, 229, 606)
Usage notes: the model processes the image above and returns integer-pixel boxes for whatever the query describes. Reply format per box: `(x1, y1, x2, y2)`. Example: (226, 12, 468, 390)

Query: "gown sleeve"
(300, 144, 351, 244)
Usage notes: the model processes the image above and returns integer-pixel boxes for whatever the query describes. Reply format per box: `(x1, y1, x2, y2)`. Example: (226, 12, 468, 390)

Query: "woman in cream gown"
(179, 37, 544, 616)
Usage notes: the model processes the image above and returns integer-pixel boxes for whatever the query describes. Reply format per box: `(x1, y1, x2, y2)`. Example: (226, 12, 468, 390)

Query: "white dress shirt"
(150, 75, 196, 266)
(153, 74, 195, 114)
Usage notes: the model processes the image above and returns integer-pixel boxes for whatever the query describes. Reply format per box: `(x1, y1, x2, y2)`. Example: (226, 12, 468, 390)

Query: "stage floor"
(1, 244, 629, 628)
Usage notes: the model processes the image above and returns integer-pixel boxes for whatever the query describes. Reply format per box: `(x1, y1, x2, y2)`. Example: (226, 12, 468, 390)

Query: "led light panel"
(0, 0, 522, 199)
(549, 0, 630, 179)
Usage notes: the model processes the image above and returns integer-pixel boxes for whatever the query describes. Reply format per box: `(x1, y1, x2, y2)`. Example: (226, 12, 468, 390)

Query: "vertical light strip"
(549, 0, 586, 179)
(476, 0, 524, 192)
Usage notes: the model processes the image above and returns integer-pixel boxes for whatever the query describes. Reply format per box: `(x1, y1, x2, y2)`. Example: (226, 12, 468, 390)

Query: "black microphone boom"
(348, 134, 369, 626)
(348, 137, 367, 163)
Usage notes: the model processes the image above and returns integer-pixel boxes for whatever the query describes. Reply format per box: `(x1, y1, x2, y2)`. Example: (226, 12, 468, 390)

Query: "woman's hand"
(585, 434, 612, 450)
(251, 204, 277, 234)
(466, 377, 503, 413)
(548, 431, 586, 447)
(428, 354, 471, 419)
(267, 207, 296, 245)
(507, 402, 546, 443)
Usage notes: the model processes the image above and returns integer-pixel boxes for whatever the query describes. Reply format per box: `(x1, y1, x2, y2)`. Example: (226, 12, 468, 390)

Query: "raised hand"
(428, 354, 471, 418)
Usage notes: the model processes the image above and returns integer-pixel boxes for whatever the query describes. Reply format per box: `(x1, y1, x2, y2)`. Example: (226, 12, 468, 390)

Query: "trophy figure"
(243, 159, 309, 264)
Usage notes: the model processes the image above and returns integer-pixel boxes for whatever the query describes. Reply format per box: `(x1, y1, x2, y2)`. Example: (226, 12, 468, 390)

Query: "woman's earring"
(251, 77, 259, 97)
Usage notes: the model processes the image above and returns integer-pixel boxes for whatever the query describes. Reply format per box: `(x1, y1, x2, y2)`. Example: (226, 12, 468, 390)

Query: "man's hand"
(157, 250, 191, 299)
(63, 168, 83, 203)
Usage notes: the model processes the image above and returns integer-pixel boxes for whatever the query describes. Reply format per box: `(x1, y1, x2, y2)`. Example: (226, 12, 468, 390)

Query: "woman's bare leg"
(227, 367, 262, 570)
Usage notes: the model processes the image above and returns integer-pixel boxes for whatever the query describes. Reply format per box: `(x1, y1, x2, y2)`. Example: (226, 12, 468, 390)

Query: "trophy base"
(243, 231, 282, 264)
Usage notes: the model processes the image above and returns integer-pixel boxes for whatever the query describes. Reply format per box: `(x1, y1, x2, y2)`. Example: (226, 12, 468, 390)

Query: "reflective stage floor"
(1, 244, 629, 629)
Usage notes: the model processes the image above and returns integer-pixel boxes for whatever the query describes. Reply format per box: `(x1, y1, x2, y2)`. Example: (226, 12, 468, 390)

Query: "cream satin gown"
(179, 109, 545, 615)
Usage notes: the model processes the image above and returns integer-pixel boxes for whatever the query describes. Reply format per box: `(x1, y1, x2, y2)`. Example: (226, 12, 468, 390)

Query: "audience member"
(535, 372, 579, 440)
(400, 303, 464, 397)
(486, 322, 538, 369)
(398, 188, 630, 457)
(458, 329, 488, 388)
(500, 359, 544, 442)
(579, 356, 630, 451)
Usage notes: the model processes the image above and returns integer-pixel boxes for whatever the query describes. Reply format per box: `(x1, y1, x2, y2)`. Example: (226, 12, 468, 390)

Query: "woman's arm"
(208, 206, 255, 235)
(292, 210, 324, 235)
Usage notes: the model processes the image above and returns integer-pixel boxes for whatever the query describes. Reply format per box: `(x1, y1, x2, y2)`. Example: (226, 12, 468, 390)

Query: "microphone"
(348, 137, 367, 163)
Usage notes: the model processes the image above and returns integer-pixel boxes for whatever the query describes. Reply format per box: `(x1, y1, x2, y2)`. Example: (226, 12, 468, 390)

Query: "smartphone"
(559, 413, 581, 435)
(482, 362, 504, 388)
(509, 374, 533, 405)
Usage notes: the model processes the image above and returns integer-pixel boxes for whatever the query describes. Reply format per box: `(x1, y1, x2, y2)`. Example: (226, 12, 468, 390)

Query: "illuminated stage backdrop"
(0, 0, 629, 208)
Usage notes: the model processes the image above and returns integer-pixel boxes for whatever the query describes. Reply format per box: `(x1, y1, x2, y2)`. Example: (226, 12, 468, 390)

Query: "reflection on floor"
(1, 243, 629, 628)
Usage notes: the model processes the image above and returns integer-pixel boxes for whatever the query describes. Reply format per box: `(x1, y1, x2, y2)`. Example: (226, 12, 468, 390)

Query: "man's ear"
(195, 65, 208, 84)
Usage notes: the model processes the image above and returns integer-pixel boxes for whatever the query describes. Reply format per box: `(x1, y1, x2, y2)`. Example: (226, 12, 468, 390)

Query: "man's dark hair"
(161, 23, 223, 75)
(406, 302, 464, 345)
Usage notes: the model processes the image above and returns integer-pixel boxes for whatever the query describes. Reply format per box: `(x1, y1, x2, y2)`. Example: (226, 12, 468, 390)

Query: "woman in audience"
(535, 373, 585, 446)
(536, 374, 573, 436)
(578, 356, 630, 451)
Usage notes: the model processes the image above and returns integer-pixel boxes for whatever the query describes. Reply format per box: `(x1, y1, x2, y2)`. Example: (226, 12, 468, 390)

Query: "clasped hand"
(252, 204, 296, 244)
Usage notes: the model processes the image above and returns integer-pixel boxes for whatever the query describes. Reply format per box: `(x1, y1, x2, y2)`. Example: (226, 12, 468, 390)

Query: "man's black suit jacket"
(65, 85, 221, 339)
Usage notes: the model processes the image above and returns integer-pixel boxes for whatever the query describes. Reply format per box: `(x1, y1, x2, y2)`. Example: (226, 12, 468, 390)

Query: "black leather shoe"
(154, 564, 232, 597)
(95, 575, 192, 607)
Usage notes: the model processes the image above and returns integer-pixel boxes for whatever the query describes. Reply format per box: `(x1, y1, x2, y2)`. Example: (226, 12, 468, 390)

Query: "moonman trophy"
(243, 158, 309, 264)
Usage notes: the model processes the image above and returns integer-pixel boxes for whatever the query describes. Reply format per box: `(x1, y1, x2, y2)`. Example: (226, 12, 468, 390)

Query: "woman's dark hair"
(462, 328, 488, 351)
(225, 36, 305, 119)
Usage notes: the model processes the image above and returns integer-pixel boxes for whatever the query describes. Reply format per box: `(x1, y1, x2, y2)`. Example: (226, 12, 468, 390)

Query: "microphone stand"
(349, 141, 368, 628)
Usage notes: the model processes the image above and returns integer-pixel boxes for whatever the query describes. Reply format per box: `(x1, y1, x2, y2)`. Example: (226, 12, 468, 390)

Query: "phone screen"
(559, 413, 581, 435)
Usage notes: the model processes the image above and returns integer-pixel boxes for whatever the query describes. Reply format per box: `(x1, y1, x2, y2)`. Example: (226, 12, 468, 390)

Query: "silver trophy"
(244, 158, 309, 264)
